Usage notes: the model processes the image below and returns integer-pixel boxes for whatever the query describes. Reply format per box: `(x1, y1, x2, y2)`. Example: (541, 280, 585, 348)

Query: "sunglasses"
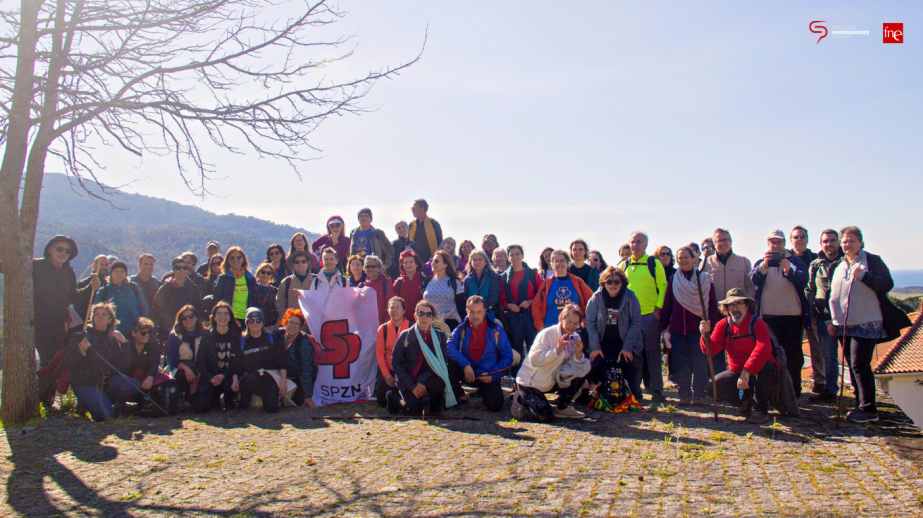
(366, 265, 381, 269)
(173, 265, 188, 271)
(138, 329, 152, 336)
(269, 250, 282, 256)
(329, 223, 342, 227)
(181, 314, 197, 321)
(792, 235, 807, 240)
(659, 252, 672, 257)
(258, 270, 274, 276)
(247, 318, 263, 324)
(415, 311, 435, 319)
(703, 246, 715, 251)
(293, 259, 308, 265)
(230, 255, 243, 261)
(211, 261, 223, 266)
(716, 238, 731, 244)
(604, 280, 622, 287)
(54, 246, 71, 254)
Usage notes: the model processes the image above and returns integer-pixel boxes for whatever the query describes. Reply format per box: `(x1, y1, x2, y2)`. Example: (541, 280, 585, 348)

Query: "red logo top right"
(883, 23, 903, 43)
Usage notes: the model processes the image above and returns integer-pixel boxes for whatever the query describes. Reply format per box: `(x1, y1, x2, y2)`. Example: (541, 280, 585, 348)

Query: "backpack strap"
(396, 278, 404, 294)
(383, 324, 389, 345)
(647, 256, 660, 295)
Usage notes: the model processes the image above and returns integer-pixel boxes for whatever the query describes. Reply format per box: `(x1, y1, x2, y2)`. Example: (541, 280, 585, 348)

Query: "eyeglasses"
(366, 265, 380, 269)
(716, 238, 731, 244)
(211, 261, 223, 267)
(792, 235, 807, 240)
(703, 246, 715, 251)
(173, 265, 188, 271)
(215, 312, 231, 318)
(659, 252, 672, 257)
(181, 314, 197, 321)
(293, 259, 308, 265)
(247, 318, 263, 324)
(54, 246, 71, 254)
(269, 250, 282, 256)
(258, 270, 274, 276)
(138, 329, 152, 336)
(415, 311, 435, 319)
(604, 280, 622, 287)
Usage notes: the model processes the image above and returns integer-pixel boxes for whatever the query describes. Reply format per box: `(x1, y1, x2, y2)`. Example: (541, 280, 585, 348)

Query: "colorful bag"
(589, 363, 644, 413)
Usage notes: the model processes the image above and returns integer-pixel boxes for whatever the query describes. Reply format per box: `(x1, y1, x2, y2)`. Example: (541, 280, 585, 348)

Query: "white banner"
(297, 287, 380, 406)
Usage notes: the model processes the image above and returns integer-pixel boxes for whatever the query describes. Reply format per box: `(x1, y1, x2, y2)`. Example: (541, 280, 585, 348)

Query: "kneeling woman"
(126, 317, 173, 413)
(514, 304, 591, 421)
(62, 303, 139, 421)
(272, 309, 318, 407)
(231, 308, 288, 413)
(390, 300, 458, 416)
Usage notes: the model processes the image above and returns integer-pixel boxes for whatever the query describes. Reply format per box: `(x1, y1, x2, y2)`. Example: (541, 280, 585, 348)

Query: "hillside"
(33, 173, 320, 276)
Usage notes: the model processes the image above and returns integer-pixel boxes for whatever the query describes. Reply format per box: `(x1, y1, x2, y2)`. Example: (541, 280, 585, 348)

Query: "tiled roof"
(874, 309, 923, 375)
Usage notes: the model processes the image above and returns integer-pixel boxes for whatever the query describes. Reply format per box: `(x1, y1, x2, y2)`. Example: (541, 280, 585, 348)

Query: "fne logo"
(810, 21, 827, 44)
(883, 23, 903, 43)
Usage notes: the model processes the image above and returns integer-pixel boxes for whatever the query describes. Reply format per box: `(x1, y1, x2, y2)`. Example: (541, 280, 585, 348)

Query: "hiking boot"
(737, 398, 753, 417)
(691, 397, 706, 406)
(808, 390, 837, 403)
(846, 409, 879, 423)
(552, 405, 585, 419)
(385, 390, 400, 415)
(649, 392, 666, 404)
(747, 409, 769, 424)
(511, 392, 525, 420)
(812, 383, 826, 394)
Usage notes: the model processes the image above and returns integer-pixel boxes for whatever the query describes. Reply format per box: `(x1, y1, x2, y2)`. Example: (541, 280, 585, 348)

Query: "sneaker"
(808, 391, 837, 403)
(552, 405, 585, 419)
(511, 392, 525, 420)
(737, 398, 753, 417)
(678, 398, 692, 406)
(747, 409, 769, 424)
(846, 409, 879, 423)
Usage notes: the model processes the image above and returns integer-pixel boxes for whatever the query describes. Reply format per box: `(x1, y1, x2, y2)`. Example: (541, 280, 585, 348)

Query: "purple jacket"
(311, 234, 351, 268)
(659, 270, 720, 335)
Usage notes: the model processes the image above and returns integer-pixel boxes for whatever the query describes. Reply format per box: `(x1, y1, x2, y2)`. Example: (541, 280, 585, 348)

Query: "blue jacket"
(750, 252, 811, 329)
(464, 268, 502, 312)
(214, 270, 259, 309)
(94, 281, 149, 335)
(446, 314, 513, 382)
(272, 328, 318, 398)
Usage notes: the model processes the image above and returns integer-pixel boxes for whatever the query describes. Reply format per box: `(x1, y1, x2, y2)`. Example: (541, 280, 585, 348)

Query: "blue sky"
(78, 1, 922, 269)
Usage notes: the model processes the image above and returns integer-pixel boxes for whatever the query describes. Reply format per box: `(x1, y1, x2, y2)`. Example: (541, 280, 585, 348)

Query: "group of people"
(30, 198, 911, 425)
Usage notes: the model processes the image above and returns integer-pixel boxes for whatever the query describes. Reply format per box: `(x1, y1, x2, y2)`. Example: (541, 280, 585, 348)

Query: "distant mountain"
(33, 173, 320, 276)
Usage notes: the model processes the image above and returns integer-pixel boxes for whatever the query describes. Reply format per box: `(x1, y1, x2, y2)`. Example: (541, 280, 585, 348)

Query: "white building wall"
(879, 374, 923, 428)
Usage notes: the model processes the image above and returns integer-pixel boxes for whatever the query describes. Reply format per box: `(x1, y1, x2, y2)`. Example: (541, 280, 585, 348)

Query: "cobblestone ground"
(2, 380, 923, 517)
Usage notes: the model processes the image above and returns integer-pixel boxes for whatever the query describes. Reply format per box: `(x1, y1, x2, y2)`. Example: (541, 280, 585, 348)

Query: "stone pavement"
(2, 381, 923, 517)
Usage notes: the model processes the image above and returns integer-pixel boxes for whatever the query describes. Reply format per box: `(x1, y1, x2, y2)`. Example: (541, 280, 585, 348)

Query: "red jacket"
(702, 313, 777, 374)
(531, 273, 594, 331)
(361, 275, 394, 325)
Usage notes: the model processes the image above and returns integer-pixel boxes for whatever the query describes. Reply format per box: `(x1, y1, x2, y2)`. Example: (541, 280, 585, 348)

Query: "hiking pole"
(92, 348, 171, 417)
(695, 271, 719, 422)
(835, 274, 856, 429)
(83, 273, 99, 331)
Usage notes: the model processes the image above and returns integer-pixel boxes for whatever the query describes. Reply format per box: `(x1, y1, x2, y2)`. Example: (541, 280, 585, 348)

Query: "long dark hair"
(209, 301, 241, 332)
(266, 244, 287, 266)
(590, 249, 608, 273)
(433, 250, 463, 280)
(538, 247, 554, 278)
(173, 304, 203, 336)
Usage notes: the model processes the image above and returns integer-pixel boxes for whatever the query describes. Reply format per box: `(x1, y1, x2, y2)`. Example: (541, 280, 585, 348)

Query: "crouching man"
(446, 296, 514, 412)
(699, 288, 779, 424)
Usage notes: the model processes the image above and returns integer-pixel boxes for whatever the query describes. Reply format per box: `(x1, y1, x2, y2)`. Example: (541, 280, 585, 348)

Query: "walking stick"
(695, 271, 719, 421)
(835, 274, 856, 429)
(83, 273, 99, 331)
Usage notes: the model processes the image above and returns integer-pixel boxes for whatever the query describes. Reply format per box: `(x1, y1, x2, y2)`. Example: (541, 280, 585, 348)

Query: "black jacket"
(127, 338, 162, 378)
(62, 328, 130, 387)
(197, 327, 241, 380)
(231, 332, 286, 377)
(32, 236, 83, 333)
(75, 275, 108, 324)
(391, 325, 450, 393)
(828, 252, 912, 343)
(388, 237, 417, 278)
(151, 281, 203, 332)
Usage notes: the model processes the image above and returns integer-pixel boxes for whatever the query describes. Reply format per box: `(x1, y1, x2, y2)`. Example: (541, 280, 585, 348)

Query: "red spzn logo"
(810, 21, 828, 45)
(314, 319, 362, 379)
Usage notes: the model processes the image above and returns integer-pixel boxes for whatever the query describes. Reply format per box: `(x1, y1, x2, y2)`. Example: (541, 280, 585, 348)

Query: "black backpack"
(724, 316, 800, 417)
(139, 379, 180, 418)
(620, 256, 660, 294)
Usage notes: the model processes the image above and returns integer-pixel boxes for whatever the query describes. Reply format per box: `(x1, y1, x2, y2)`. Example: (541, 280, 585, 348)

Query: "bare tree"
(0, 0, 420, 423)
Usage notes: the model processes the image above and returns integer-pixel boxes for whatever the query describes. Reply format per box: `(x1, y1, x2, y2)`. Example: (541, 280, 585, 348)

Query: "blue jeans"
(73, 376, 141, 421)
(817, 317, 840, 394)
(506, 310, 538, 376)
(671, 332, 709, 399)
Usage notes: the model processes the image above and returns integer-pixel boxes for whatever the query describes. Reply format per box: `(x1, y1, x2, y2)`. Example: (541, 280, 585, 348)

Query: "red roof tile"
(874, 310, 923, 375)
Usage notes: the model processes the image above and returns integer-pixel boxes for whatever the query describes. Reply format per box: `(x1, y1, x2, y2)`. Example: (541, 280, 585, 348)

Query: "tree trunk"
(0, 0, 43, 424)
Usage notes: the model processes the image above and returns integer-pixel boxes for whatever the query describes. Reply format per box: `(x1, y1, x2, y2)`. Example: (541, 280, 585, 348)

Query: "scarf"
(230, 267, 246, 279)
(409, 216, 438, 256)
(671, 269, 711, 318)
(413, 325, 457, 407)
